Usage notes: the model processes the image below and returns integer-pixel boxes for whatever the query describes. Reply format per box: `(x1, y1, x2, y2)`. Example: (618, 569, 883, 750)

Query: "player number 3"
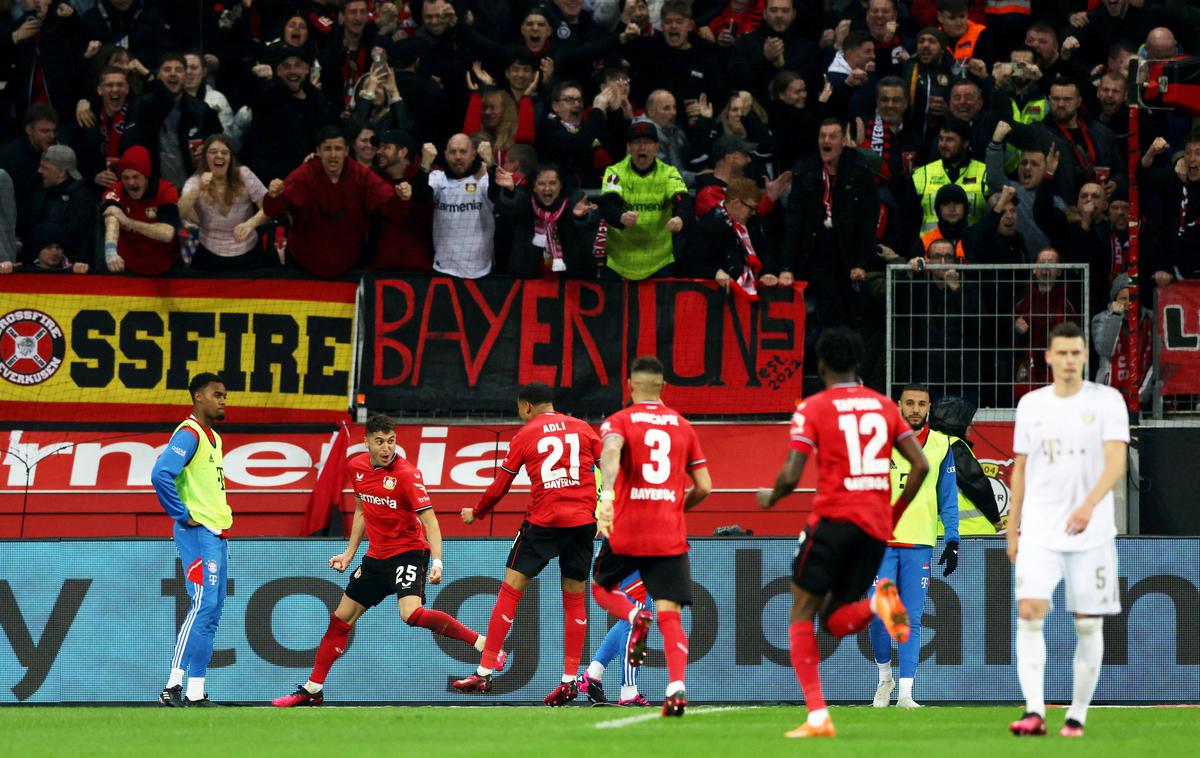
(642, 428, 672, 484)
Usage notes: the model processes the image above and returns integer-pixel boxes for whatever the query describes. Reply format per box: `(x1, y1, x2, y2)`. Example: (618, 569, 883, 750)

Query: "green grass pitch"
(2, 705, 1197, 757)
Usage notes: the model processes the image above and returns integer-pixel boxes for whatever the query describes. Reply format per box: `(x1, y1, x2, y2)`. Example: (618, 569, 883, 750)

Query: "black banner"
(362, 276, 807, 416)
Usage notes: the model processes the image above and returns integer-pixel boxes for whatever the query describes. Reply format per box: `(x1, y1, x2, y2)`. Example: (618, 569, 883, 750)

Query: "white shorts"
(1014, 539, 1121, 615)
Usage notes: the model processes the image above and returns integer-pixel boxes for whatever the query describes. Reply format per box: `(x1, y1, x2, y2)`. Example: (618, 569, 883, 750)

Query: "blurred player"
(1007, 322, 1128, 737)
(273, 414, 499, 707)
(870, 384, 960, 708)
(452, 383, 601, 705)
(592, 356, 712, 718)
(577, 571, 654, 706)
(758, 328, 929, 738)
(152, 373, 231, 707)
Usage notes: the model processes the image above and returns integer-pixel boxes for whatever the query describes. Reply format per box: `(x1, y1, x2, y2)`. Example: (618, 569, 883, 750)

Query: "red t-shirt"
(497, 411, 602, 528)
(788, 383, 913, 542)
(348, 452, 432, 558)
(101, 179, 180, 275)
(599, 401, 707, 557)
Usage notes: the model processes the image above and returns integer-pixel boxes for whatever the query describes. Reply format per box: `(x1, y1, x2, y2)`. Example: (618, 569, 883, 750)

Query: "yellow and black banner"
(0, 276, 357, 423)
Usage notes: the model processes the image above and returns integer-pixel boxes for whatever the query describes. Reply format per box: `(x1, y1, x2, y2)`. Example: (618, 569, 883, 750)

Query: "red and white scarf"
(723, 202, 762, 301)
(532, 196, 568, 272)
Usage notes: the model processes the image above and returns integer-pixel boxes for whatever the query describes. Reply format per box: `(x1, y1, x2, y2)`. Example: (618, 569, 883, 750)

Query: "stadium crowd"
(1, 0, 1199, 395)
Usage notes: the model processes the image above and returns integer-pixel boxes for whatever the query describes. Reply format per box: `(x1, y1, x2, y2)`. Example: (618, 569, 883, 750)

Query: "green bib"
(891, 429, 951, 545)
(175, 418, 232, 530)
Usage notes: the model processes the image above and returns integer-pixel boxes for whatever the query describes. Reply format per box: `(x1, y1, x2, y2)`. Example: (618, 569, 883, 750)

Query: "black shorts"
(791, 519, 885, 604)
(345, 549, 429, 609)
(507, 520, 596, 581)
(592, 540, 692, 606)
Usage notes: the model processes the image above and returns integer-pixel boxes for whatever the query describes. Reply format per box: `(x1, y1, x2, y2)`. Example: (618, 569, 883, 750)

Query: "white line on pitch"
(595, 705, 762, 729)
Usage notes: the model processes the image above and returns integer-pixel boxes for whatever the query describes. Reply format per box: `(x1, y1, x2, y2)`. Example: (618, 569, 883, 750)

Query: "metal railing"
(886, 263, 1090, 412)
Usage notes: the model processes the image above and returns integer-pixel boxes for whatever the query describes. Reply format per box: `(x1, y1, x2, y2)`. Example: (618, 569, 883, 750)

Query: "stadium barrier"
(2, 538, 1195, 704)
(886, 263, 1090, 409)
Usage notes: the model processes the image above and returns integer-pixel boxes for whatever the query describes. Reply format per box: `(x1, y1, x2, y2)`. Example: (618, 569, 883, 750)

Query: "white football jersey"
(429, 170, 495, 279)
(1013, 382, 1130, 551)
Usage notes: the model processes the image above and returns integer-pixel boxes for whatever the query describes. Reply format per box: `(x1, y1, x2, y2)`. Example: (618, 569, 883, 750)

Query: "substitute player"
(273, 414, 500, 707)
(1007, 322, 1128, 738)
(592, 356, 712, 718)
(758, 328, 929, 738)
(870, 384, 960, 708)
(452, 383, 601, 705)
(152, 373, 231, 707)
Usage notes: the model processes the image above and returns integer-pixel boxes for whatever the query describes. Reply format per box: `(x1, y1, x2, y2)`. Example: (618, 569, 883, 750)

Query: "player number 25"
(538, 433, 581, 482)
(642, 428, 672, 485)
(837, 412, 890, 476)
(395, 564, 418, 586)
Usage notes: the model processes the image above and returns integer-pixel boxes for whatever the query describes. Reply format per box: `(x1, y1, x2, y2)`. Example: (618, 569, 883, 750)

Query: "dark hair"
(1048, 77, 1080, 96)
(159, 51, 187, 70)
(630, 355, 665, 377)
(518, 382, 554, 405)
(189, 372, 225, 399)
(877, 75, 905, 91)
(316, 125, 346, 147)
(816, 327, 863, 374)
(949, 78, 981, 95)
(1027, 20, 1057, 39)
(661, 0, 693, 21)
(936, 0, 968, 14)
(507, 46, 539, 70)
(843, 30, 873, 51)
(365, 413, 395, 436)
(1049, 321, 1085, 342)
(98, 65, 130, 83)
(819, 116, 845, 131)
(533, 162, 564, 184)
(24, 103, 58, 126)
(508, 144, 539, 177)
(900, 383, 931, 397)
(769, 70, 803, 102)
(552, 80, 583, 101)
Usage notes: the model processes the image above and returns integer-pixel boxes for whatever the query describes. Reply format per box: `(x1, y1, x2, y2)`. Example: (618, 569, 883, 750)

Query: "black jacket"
(26, 178, 97, 266)
(12, 2, 82, 118)
(729, 27, 820, 107)
(121, 81, 222, 184)
(81, 0, 173, 71)
(492, 186, 598, 279)
(0, 135, 43, 238)
(690, 204, 778, 279)
(781, 152, 879, 278)
(622, 34, 727, 110)
(242, 77, 335, 183)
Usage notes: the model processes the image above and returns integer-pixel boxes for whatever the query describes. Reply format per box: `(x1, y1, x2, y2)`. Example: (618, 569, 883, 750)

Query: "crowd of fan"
(1, 0, 1199, 396)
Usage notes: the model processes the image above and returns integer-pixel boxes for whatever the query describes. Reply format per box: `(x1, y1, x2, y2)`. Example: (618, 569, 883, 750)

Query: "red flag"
(302, 421, 351, 535)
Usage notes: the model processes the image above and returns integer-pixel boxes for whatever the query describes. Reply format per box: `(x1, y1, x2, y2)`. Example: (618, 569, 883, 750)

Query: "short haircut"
(518, 382, 554, 406)
(159, 51, 187, 69)
(949, 78, 981, 95)
(816, 327, 863, 374)
(99, 65, 130, 83)
(1186, 128, 1200, 148)
(1049, 77, 1080, 96)
(1027, 20, 1056, 38)
(877, 75, 905, 91)
(508, 143, 539, 176)
(926, 237, 956, 255)
(1049, 321, 1084, 342)
(726, 176, 761, 204)
(843, 30, 873, 51)
(661, 0, 693, 21)
(365, 413, 395, 436)
(533, 162, 563, 183)
(24, 103, 58, 126)
(189, 372, 225, 398)
(552, 80, 583, 101)
(900, 383, 931, 397)
(315, 124, 346, 147)
(630, 355, 665, 377)
(819, 116, 845, 131)
(936, 0, 967, 14)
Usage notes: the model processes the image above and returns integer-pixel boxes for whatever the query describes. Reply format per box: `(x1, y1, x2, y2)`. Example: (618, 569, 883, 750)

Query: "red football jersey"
(101, 179, 180, 275)
(499, 411, 602, 528)
(347, 452, 431, 558)
(600, 401, 707, 556)
(788, 383, 913, 542)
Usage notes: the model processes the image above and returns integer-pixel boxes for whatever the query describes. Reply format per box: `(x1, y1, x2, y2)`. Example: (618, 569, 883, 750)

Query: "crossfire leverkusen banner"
(363, 276, 807, 416)
(0, 276, 358, 424)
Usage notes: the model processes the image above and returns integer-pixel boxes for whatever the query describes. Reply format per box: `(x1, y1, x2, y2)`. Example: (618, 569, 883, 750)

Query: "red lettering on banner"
(671, 288, 712, 380)
(562, 281, 608, 388)
(374, 279, 415, 385)
(413, 280, 519, 386)
(462, 281, 520, 385)
(518, 279, 558, 386)
(1157, 281, 1200, 395)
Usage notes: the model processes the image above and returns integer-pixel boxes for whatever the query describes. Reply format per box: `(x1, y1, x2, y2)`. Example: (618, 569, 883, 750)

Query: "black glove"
(938, 540, 959, 576)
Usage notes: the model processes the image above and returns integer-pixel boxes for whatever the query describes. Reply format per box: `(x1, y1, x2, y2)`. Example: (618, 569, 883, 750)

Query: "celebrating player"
(1007, 322, 1129, 738)
(870, 384, 960, 708)
(273, 414, 500, 707)
(758, 328, 929, 738)
(577, 572, 654, 706)
(591, 356, 712, 718)
(452, 383, 602, 705)
(152, 373, 232, 707)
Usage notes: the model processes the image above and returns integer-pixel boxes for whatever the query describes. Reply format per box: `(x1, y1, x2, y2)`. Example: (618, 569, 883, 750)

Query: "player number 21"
(837, 412, 890, 476)
(539, 433, 581, 482)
